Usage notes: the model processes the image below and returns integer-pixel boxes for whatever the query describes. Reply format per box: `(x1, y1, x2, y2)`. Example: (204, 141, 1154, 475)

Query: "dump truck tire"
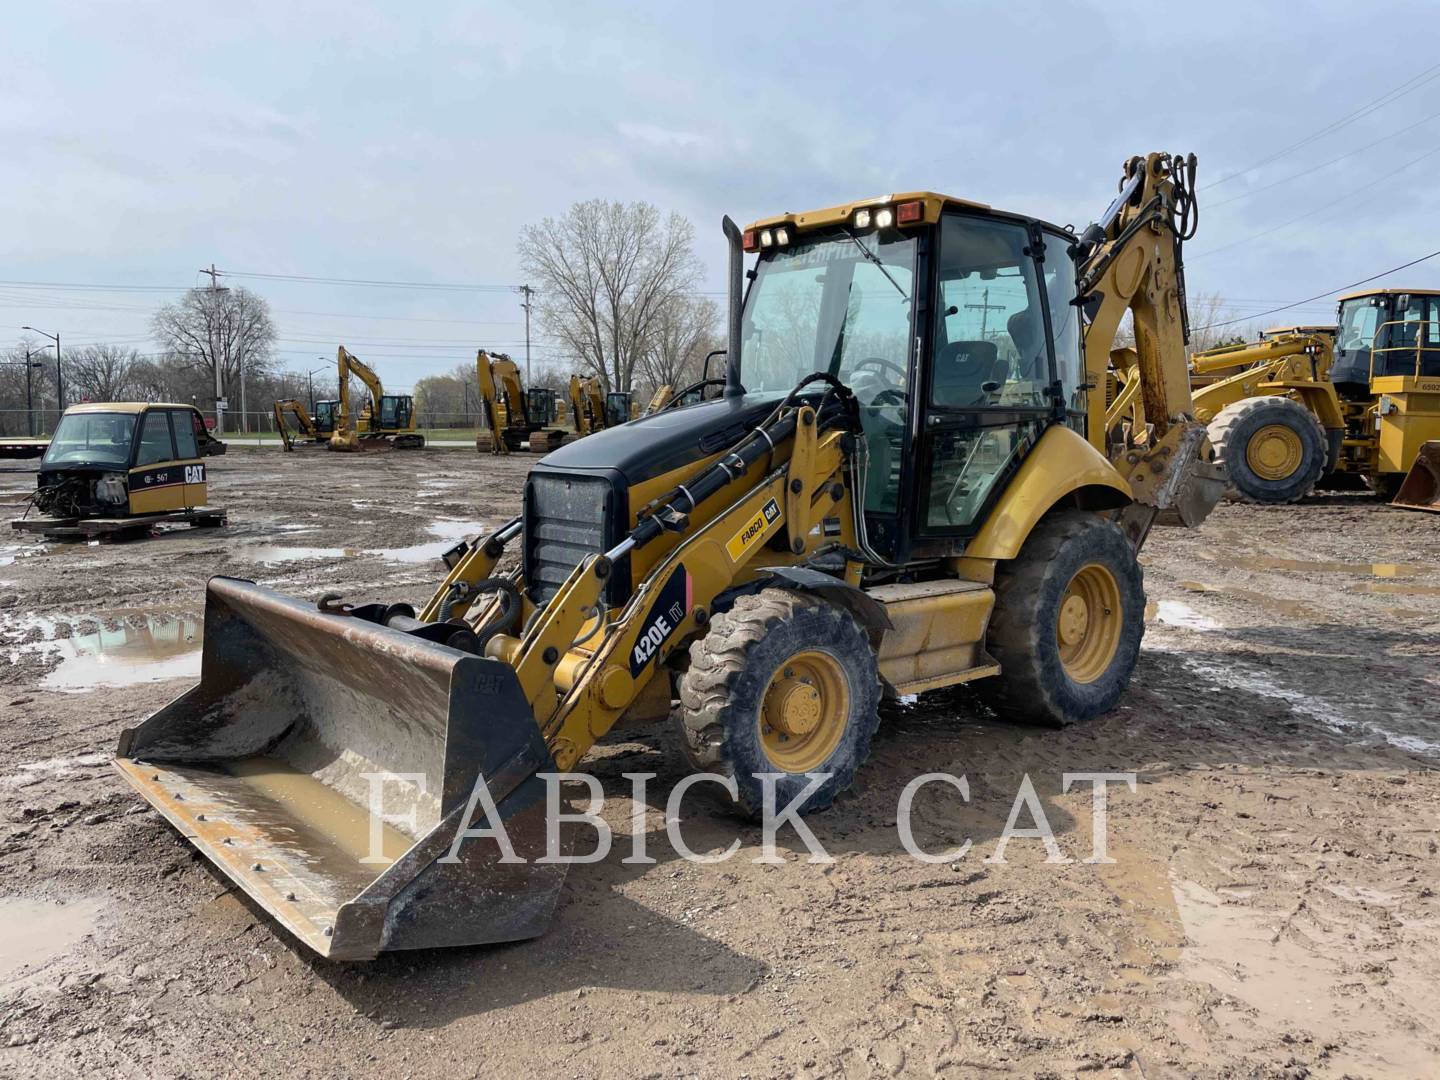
(1209, 396, 1327, 504)
(978, 511, 1145, 728)
(676, 589, 881, 820)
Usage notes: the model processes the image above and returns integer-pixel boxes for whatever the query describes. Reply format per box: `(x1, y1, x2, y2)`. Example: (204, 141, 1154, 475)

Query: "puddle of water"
(0, 896, 106, 983)
(1177, 580, 1316, 620)
(1151, 599, 1221, 631)
(1203, 554, 1432, 578)
(246, 520, 481, 567)
(0, 542, 48, 566)
(15, 615, 204, 693)
(1347, 581, 1440, 598)
(1169, 878, 1432, 1078)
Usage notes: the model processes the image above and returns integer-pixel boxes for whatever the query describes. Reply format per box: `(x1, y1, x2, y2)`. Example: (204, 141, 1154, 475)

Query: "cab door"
(917, 213, 1056, 544)
(127, 409, 184, 515)
(173, 409, 207, 508)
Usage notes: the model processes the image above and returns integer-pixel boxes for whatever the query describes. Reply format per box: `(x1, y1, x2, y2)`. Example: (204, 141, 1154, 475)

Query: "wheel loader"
(1176, 290, 1440, 508)
(114, 152, 1224, 960)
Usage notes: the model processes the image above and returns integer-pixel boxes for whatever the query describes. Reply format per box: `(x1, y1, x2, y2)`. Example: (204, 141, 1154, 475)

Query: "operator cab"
(314, 399, 339, 434)
(375, 394, 414, 431)
(526, 387, 559, 427)
(605, 392, 632, 428)
(738, 193, 1085, 562)
(1332, 289, 1440, 396)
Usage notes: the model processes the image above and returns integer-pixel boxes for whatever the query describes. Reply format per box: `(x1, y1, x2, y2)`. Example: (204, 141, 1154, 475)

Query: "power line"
(219, 269, 520, 292)
(1204, 60, 1440, 189)
(1194, 248, 1440, 330)
(1189, 141, 1440, 260)
(1207, 107, 1440, 210)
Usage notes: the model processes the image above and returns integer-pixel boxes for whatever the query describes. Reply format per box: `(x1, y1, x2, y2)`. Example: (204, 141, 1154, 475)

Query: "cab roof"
(1335, 287, 1440, 303)
(64, 402, 197, 415)
(745, 191, 992, 232)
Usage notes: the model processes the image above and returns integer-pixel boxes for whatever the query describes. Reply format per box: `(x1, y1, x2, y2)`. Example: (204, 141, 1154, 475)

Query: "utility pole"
(200, 263, 230, 435)
(964, 288, 1005, 341)
(518, 284, 534, 383)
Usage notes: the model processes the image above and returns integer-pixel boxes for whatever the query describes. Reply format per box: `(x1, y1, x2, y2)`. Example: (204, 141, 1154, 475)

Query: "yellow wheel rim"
(1246, 423, 1304, 481)
(759, 649, 849, 772)
(1057, 563, 1123, 684)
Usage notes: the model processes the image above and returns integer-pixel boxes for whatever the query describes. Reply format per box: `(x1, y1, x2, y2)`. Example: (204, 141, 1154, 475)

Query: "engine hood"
(533, 394, 781, 488)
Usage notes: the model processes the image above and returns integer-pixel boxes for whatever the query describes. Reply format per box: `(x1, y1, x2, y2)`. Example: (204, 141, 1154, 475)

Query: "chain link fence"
(0, 409, 487, 447)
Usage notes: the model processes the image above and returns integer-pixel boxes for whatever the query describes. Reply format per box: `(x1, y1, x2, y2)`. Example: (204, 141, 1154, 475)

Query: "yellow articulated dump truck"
(114, 152, 1223, 959)
(1184, 290, 1440, 509)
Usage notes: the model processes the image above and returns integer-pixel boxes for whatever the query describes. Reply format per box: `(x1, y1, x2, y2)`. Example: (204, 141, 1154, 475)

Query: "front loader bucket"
(1392, 441, 1440, 512)
(114, 577, 564, 960)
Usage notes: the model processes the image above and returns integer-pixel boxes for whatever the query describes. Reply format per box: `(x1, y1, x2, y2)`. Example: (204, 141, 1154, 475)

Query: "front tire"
(676, 589, 882, 820)
(977, 511, 1145, 727)
(1209, 396, 1327, 503)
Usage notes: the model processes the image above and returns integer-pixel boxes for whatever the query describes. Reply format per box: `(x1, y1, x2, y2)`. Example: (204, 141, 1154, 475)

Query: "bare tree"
(63, 344, 144, 402)
(151, 286, 277, 415)
(635, 295, 721, 396)
(518, 200, 703, 394)
(1186, 292, 1255, 355)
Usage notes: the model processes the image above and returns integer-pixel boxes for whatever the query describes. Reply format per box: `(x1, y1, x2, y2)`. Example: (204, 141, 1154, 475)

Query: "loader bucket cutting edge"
(113, 576, 565, 960)
(1392, 441, 1440, 513)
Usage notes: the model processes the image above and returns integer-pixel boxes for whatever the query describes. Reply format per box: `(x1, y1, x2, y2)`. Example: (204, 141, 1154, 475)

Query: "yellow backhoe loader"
(271, 398, 339, 451)
(114, 152, 1223, 960)
(1178, 291, 1440, 508)
(476, 350, 570, 454)
(329, 346, 424, 451)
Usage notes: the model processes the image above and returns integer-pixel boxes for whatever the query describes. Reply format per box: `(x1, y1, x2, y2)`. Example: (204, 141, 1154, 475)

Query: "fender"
(757, 565, 893, 644)
(963, 424, 1131, 561)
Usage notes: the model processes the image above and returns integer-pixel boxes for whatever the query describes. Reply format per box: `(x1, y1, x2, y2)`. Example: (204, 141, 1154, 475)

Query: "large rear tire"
(977, 512, 1145, 727)
(676, 589, 882, 820)
(1209, 396, 1327, 504)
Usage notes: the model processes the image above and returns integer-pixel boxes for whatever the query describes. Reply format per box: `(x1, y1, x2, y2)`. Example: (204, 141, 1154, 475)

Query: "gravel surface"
(2, 448, 1438, 1078)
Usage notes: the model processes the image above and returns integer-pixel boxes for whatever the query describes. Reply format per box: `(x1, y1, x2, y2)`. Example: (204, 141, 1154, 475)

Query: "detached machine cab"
(15, 403, 226, 539)
(477, 350, 571, 454)
(329, 346, 424, 451)
(1186, 289, 1440, 507)
(114, 153, 1221, 960)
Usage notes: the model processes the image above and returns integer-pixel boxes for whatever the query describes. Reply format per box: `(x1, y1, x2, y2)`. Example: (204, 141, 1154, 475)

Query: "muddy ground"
(2, 448, 1438, 1079)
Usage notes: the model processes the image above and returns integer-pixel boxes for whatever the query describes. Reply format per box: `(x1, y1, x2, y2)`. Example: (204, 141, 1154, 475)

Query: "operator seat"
(1008, 310, 1047, 382)
(932, 340, 1002, 406)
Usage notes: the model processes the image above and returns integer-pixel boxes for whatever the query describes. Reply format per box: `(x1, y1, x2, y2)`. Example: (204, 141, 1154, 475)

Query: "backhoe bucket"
(1392, 441, 1440, 512)
(114, 577, 564, 960)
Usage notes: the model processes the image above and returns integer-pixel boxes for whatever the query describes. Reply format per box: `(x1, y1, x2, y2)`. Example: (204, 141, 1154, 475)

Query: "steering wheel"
(851, 357, 908, 386)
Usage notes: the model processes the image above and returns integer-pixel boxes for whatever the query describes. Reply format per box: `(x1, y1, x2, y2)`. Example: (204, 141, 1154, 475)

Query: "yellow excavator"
(114, 152, 1223, 959)
(476, 350, 570, 454)
(568, 373, 634, 436)
(329, 346, 424, 451)
(1177, 291, 1440, 508)
(271, 398, 339, 451)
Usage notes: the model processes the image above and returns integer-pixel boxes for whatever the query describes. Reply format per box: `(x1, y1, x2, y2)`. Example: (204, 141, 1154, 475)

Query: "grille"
(525, 473, 617, 603)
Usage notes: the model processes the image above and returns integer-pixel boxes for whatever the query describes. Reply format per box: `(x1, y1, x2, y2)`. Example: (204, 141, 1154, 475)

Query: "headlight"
(95, 473, 127, 506)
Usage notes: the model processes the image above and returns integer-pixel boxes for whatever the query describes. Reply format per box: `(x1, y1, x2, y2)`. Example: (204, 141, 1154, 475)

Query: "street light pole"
(0, 353, 44, 436)
(307, 363, 327, 414)
(22, 327, 61, 415)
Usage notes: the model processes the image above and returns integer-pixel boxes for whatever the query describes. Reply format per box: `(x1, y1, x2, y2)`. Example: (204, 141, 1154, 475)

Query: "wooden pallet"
(11, 506, 227, 539)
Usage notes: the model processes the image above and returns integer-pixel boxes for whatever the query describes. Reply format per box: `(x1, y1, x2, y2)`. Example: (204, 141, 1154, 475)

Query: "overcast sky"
(4, 1, 1437, 390)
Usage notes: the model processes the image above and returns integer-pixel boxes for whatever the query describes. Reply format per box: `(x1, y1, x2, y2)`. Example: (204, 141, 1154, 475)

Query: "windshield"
(1337, 297, 1382, 354)
(741, 228, 916, 404)
(42, 412, 135, 467)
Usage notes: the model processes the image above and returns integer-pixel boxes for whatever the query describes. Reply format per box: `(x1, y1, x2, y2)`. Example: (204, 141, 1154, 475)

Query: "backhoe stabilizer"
(113, 576, 564, 960)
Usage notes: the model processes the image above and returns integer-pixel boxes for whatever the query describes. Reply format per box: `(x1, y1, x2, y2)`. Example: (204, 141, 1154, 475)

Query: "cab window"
(932, 216, 1049, 409)
(136, 411, 176, 466)
(1043, 231, 1084, 423)
(172, 411, 198, 458)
